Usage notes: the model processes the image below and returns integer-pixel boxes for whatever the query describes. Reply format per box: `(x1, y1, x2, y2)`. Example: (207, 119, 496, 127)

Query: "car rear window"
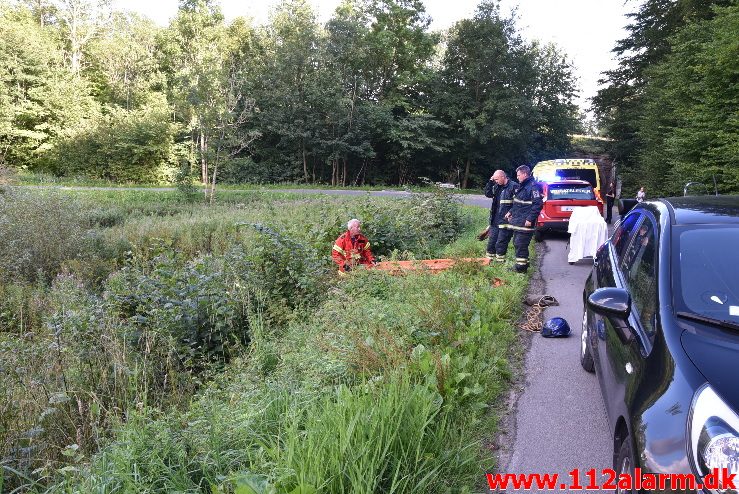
(673, 226, 739, 324)
(553, 169, 598, 188)
(547, 184, 595, 200)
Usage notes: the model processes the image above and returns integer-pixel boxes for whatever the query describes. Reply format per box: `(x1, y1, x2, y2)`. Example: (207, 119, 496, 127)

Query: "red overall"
(332, 231, 375, 272)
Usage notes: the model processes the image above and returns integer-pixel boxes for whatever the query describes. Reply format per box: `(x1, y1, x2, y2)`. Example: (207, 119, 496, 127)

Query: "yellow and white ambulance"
(532, 158, 602, 197)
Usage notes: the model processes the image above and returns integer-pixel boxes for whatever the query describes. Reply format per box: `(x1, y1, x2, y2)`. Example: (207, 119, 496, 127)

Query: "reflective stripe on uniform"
(513, 198, 533, 205)
(516, 257, 528, 262)
(507, 224, 534, 232)
(363, 242, 370, 250)
(499, 199, 513, 204)
(486, 252, 495, 259)
(495, 254, 506, 262)
(333, 244, 346, 255)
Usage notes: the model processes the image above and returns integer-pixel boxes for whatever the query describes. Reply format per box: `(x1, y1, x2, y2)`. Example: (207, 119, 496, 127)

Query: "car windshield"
(673, 226, 739, 325)
(547, 184, 595, 200)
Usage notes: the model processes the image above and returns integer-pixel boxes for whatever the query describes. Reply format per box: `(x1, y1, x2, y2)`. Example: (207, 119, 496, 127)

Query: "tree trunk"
(342, 158, 348, 186)
(210, 122, 229, 205)
(462, 158, 471, 189)
(200, 130, 208, 199)
(190, 132, 196, 176)
(210, 159, 218, 205)
(302, 139, 308, 183)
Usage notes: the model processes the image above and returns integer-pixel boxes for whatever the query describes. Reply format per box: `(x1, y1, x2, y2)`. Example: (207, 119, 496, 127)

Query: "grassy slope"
(0, 190, 530, 493)
(48, 207, 530, 493)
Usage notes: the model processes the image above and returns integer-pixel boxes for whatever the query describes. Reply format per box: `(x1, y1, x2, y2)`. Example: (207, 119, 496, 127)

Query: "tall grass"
(50, 247, 524, 493)
(1, 189, 525, 493)
(59, 377, 477, 494)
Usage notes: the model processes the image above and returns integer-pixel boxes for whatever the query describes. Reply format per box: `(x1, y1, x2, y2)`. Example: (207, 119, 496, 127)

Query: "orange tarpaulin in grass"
(370, 257, 491, 275)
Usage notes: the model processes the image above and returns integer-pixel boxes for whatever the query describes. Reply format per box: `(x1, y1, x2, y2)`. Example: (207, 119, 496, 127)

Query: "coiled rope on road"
(518, 295, 558, 333)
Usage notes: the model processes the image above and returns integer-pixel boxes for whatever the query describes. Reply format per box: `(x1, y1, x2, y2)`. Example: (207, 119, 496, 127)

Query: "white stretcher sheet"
(567, 206, 608, 263)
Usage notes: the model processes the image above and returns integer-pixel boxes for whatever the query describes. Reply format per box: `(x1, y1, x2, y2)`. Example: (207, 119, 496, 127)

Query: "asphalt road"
(497, 231, 613, 492)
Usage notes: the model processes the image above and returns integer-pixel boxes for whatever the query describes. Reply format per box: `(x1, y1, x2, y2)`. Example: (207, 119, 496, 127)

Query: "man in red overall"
(332, 219, 376, 273)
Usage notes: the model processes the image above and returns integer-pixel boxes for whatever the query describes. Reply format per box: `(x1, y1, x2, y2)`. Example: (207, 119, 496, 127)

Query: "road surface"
(496, 231, 612, 492)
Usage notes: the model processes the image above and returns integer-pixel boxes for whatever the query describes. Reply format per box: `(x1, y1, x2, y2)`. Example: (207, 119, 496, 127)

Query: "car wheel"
(534, 229, 543, 242)
(615, 436, 636, 494)
(580, 308, 595, 372)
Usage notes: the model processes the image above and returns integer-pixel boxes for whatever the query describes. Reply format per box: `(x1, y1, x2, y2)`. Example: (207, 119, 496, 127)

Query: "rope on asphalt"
(518, 295, 559, 333)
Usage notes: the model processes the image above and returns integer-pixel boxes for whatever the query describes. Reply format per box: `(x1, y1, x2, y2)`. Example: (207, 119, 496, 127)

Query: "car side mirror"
(587, 287, 634, 344)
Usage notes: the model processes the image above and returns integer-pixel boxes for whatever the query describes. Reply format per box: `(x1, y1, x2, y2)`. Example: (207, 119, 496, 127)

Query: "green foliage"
(1, 0, 582, 188)
(570, 135, 612, 156)
(106, 246, 254, 370)
(432, 0, 579, 187)
(0, 5, 97, 169)
(50, 259, 523, 493)
(593, 0, 737, 195)
(636, 3, 739, 195)
(245, 224, 332, 324)
(0, 189, 91, 283)
(1, 188, 479, 491)
(85, 11, 166, 110)
(0, 187, 530, 493)
(55, 377, 476, 494)
(48, 103, 179, 183)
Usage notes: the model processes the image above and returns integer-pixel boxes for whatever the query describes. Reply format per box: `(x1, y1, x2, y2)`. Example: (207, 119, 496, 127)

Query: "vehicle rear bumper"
(536, 220, 570, 232)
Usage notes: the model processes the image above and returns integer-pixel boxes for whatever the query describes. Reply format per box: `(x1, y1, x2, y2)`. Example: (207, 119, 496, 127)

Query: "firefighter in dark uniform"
(495, 165, 543, 273)
(484, 170, 517, 261)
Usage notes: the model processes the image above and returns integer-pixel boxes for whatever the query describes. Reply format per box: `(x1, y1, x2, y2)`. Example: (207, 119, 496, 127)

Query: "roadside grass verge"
(1, 188, 473, 490)
(45, 207, 528, 493)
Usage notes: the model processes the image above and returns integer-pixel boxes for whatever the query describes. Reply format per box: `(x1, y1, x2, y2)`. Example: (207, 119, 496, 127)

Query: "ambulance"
(532, 158, 602, 197)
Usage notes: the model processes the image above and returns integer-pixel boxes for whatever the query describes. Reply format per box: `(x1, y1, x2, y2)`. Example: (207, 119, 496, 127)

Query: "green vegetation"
(593, 0, 738, 197)
(0, 0, 580, 191)
(1, 188, 528, 492)
(569, 135, 611, 157)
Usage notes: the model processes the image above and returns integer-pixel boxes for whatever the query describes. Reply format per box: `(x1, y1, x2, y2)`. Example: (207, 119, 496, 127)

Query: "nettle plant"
(106, 244, 254, 372)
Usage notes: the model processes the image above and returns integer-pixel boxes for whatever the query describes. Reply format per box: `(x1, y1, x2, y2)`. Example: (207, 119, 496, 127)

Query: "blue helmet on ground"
(541, 317, 571, 338)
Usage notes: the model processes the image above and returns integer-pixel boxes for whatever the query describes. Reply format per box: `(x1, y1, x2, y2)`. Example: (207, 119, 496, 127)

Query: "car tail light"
(689, 384, 739, 493)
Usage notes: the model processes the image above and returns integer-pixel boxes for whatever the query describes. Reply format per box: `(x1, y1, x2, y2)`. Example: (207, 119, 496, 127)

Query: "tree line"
(0, 0, 581, 190)
(593, 0, 738, 197)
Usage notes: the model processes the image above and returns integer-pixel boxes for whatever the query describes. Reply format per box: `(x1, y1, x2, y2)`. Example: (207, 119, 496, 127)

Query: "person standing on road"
(483, 170, 517, 261)
(332, 219, 375, 274)
(636, 187, 646, 202)
(605, 181, 616, 224)
(495, 165, 543, 273)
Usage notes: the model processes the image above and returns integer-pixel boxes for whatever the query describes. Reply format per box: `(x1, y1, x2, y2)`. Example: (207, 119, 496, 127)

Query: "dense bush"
(47, 104, 179, 183)
(0, 190, 91, 283)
